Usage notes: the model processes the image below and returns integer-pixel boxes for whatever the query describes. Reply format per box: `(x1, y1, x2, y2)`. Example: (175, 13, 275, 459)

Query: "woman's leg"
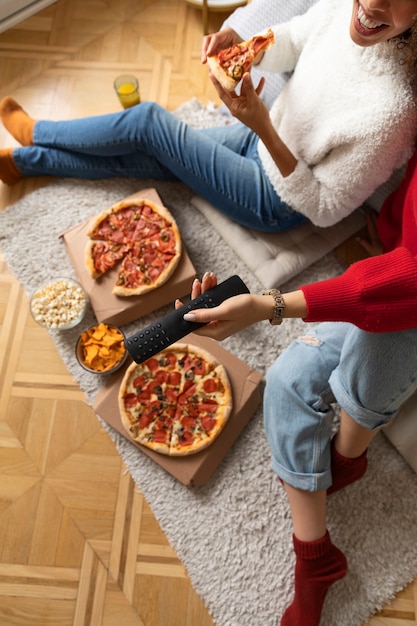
(264, 323, 351, 625)
(265, 322, 417, 625)
(1, 99, 305, 232)
(326, 410, 371, 494)
(264, 323, 351, 492)
(281, 486, 347, 626)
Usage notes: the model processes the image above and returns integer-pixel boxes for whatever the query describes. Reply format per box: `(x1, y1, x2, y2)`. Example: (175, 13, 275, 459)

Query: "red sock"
(281, 531, 347, 626)
(327, 439, 367, 495)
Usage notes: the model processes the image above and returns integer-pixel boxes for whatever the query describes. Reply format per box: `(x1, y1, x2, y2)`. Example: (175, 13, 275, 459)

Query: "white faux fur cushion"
(191, 195, 366, 288)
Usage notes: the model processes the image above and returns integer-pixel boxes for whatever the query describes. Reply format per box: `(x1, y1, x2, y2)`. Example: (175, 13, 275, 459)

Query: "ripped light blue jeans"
(13, 101, 306, 233)
(264, 322, 417, 491)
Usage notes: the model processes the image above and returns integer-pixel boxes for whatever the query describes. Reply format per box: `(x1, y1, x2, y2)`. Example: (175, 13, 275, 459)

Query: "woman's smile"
(350, 0, 417, 46)
(357, 3, 387, 32)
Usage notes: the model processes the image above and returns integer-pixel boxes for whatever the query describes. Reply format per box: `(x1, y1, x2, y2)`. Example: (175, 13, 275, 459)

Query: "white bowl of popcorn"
(30, 277, 88, 330)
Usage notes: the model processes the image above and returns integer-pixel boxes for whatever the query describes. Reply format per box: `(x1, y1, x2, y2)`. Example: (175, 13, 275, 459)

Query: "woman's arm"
(176, 272, 307, 341)
(178, 246, 417, 340)
(210, 72, 298, 177)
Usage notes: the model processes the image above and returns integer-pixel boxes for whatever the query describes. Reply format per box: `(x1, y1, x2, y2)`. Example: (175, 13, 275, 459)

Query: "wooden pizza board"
(93, 334, 263, 487)
(61, 187, 196, 327)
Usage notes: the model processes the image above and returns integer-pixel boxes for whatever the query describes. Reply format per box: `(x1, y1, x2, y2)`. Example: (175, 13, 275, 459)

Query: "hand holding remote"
(125, 275, 250, 364)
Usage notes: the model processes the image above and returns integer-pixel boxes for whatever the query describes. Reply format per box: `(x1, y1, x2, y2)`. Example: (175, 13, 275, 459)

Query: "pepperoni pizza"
(118, 342, 233, 455)
(85, 198, 182, 296)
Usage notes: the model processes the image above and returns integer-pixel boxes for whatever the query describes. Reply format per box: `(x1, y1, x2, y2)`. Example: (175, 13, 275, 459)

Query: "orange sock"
(0, 148, 23, 185)
(0, 96, 35, 146)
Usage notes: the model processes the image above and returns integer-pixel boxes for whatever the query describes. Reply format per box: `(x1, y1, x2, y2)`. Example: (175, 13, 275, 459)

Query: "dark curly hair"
(396, 24, 417, 96)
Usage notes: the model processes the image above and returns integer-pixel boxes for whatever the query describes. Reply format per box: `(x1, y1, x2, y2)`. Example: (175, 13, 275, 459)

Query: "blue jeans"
(13, 102, 306, 233)
(264, 322, 417, 491)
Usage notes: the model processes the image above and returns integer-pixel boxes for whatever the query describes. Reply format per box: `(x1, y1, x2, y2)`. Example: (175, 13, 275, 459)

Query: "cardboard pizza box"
(93, 334, 263, 487)
(61, 188, 196, 327)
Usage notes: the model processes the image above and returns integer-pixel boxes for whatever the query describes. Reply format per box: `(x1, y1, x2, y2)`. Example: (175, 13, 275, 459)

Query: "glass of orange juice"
(114, 74, 141, 109)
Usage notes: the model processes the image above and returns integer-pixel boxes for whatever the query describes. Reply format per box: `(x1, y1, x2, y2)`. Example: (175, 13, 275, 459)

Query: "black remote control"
(125, 275, 250, 363)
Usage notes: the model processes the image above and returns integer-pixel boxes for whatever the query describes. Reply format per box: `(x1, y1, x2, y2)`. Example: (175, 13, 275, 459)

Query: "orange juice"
(114, 75, 140, 109)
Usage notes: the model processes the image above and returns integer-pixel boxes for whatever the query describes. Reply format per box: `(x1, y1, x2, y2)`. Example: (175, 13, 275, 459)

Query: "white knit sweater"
(254, 0, 417, 227)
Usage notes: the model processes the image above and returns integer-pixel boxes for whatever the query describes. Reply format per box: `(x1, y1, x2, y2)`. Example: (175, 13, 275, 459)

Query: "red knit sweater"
(300, 149, 417, 332)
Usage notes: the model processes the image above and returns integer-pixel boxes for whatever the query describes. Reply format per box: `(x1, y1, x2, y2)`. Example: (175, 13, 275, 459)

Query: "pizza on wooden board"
(118, 342, 233, 455)
(207, 29, 275, 91)
(85, 198, 182, 296)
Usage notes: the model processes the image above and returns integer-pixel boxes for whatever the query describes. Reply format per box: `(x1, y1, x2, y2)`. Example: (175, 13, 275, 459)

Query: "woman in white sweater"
(1, 0, 417, 232)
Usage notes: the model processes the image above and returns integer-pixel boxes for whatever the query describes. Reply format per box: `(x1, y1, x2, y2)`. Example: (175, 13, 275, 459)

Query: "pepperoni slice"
(132, 375, 147, 389)
(153, 429, 169, 443)
(139, 413, 153, 429)
(181, 416, 197, 429)
(165, 387, 178, 403)
(136, 390, 151, 402)
(203, 378, 218, 393)
(178, 384, 197, 404)
(124, 393, 137, 407)
(201, 416, 216, 432)
(200, 400, 218, 413)
(146, 358, 160, 372)
(168, 371, 181, 386)
(155, 369, 169, 384)
(178, 430, 194, 446)
(193, 358, 206, 376)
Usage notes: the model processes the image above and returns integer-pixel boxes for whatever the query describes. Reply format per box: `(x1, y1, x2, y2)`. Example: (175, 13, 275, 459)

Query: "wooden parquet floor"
(0, 1, 416, 624)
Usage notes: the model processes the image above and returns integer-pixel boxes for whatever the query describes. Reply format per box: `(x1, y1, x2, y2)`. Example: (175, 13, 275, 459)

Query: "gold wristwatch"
(262, 289, 285, 325)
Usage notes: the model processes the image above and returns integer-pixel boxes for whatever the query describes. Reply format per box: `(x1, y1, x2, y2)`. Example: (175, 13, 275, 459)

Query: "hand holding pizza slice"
(207, 29, 275, 92)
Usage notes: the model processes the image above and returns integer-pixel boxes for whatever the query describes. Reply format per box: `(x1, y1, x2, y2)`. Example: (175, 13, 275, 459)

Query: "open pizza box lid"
(93, 334, 263, 487)
(61, 187, 196, 327)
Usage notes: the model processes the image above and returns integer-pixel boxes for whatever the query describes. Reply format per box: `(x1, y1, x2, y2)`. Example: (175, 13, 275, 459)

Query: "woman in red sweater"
(178, 147, 417, 626)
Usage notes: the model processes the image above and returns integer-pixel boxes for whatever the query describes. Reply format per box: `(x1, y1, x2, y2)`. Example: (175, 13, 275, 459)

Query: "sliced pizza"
(207, 28, 275, 91)
(118, 342, 233, 455)
(85, 240, 131, 279)
(85, 198, 182, 296)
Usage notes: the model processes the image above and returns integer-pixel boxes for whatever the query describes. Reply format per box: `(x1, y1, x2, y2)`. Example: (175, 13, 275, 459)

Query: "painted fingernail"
(183, 313, 196, 322)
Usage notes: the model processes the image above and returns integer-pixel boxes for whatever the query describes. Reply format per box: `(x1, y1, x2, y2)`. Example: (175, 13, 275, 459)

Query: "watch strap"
(262, 289, 285, 325)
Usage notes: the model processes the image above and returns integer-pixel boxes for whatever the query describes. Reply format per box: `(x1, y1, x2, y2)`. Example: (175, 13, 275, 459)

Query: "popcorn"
(30, 278, 87, 329)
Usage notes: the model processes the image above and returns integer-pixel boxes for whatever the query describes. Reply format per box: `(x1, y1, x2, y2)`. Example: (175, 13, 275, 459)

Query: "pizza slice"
(87, 201, 140, 244)
(85, 240, 131, 279)
(207, 28, 275, 91)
